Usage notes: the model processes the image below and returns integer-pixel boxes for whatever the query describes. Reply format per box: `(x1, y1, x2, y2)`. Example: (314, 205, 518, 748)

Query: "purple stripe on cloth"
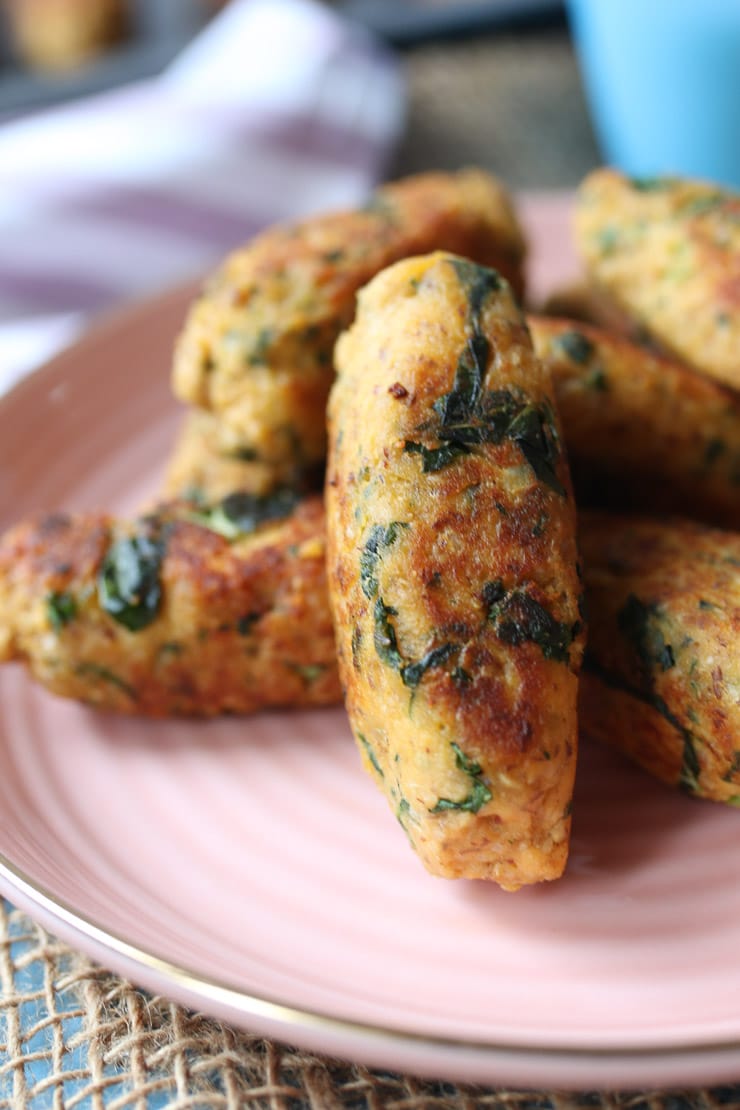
(244, 114, 388, 179)
(53, 188, 267, 252)
(0, 269, 121, 317)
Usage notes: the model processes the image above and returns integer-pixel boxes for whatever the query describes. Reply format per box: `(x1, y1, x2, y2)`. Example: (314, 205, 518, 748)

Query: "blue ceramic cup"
(566, 0, 740, 188)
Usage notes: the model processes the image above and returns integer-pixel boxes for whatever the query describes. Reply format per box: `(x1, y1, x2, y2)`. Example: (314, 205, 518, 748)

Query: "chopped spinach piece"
(247, 327, 274, 366)
(403, 439, 470, 473)
(585, 366, 608, 392)
(723, 751, 740, 782)
(373, 598, 404, 671)
(450, 257, 502, 318)
(618, 594, 675, 672)
(46, 590, 77, 630)
(595, 226, 620, 254)
(372, 598, 461, 687)
(629, 176, 669, 192)
(583, 655, 701, 795)
(680, 194, 725, 217)
(192, 488, 298, 540)
(486, 583, 576, 663)
(555, 329, 595, 364)
(98, 533, 164, 632)
(451, 666, 472, 687)
(360, 522, 408, 599)
(358, 733, 384, 778)
(237, 612, 261, 635)
(507, 403, 566, 496)
(401, 643, 457, 689)
(75, 662, 136, 700)
(287, 662, 326, 685)
(351, 625, 363, 670)
(430, 741, 492, 814)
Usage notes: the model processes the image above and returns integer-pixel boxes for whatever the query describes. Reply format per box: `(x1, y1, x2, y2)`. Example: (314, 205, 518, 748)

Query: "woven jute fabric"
(3, 900, 740, 1109)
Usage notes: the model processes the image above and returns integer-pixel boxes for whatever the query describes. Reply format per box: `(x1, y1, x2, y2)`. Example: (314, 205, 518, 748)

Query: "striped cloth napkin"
(0, 0, 404, 392)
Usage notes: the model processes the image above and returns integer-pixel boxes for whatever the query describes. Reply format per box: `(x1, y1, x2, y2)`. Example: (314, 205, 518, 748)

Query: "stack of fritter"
(2, 167, 740, 890)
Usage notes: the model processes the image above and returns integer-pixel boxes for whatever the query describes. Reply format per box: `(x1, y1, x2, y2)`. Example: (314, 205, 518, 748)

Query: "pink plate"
(2, 194, 740, 1090)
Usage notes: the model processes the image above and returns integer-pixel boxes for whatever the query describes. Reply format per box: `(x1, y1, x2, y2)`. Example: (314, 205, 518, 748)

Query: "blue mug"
(566, 0, 740, 189)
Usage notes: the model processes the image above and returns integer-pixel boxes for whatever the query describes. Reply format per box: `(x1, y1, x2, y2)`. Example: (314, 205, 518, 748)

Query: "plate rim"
(2, 200, 740, 1089)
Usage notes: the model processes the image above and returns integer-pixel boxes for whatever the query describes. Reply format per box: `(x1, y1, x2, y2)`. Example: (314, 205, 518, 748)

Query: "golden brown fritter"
(540, 281, 644, 339)
(172, 169, 526, 469)
(162, 410, 323, 502)
(529, 315, 740, 528)
(574, 169, 740, 389)
(0, 494, 339, 716)
(579, 510, 740, 805)
(326, 252, 584, 890)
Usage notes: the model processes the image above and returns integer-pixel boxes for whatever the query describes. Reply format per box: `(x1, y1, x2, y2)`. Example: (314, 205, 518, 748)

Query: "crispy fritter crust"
(540, 281, 644, 339)
(529, 315, 740, 528)
(574, 169, 740, 388)
(579, 510, 740, 805)
(326, 252, 584, 889)
(162, 410, 323, 502)
(172, 169, 526, 467)
(0, 496, 339, 716)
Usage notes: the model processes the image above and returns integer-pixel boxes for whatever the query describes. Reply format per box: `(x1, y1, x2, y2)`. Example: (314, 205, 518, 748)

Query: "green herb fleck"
(98, 533, 164, 632)
(484, 581, 576, 663)
(629, 176, 669, 192)
(680, 194, 725, 217)
(401, 643, 457, 689)
(237, 612, 261, 635)
(618, 595, 675, 672)
(586, 366, 608, 391)
(583, 656, 701, 795)
(360, 522, 408, 599)
(247, 327, 274, 366)
(76, 662, 136, 700)
(358, 733, 384, 778)
(351, 625, 362, 671)
(507, 403, 566, 496)
(373, 598, 404, 671)
(403, 439, 470, 473)
(723, 752, 740, 782)
(287, 662, 326, 685)
(555, 329, 595, 364)
(430, 741, 492, 814)
(191, 488, 298, 540)
(595, 226, 620, 255)
(46, 590, 77, 630)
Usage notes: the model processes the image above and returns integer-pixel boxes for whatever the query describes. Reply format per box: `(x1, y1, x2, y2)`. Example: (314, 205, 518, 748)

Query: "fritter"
(574, 169, 740, 389)
(0, 493, 339, 716)
(529, 315, 740, 528)
(326, 252, 584, 890)
(172, 168, 526, 469)
(579, 510, 740, 805)
(162, 410, 322, 503)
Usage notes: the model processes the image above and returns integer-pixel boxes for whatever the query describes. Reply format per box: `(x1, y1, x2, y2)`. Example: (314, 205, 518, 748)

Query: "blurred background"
(0, 0, 601, 187)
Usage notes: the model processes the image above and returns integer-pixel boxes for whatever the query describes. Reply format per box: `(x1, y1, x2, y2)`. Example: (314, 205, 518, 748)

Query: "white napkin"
(0, 0, 405, 388)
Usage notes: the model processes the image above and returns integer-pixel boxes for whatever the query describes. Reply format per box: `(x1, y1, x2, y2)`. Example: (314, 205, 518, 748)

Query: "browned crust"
(0, 496, 340, 716)
(326, 251, 584, 889)
(529, 314, 740, 528)
(579, 510, 740, 805)
(574, 168, 740, 389)
(172, 169, 526, 466)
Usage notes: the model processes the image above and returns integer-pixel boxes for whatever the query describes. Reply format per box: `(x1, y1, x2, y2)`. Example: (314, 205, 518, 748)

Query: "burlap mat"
(3, 897, 740, 1108)
(1, 29, 736, 1110)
